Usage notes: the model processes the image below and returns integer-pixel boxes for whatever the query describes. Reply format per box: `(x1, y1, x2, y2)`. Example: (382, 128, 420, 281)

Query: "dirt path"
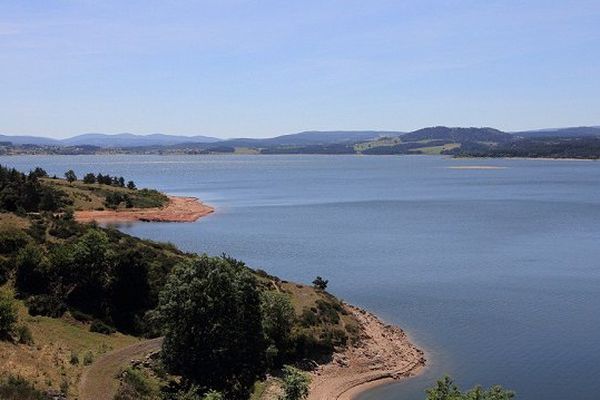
(78, 337, 164, 400)
(75, 196, 214, 223)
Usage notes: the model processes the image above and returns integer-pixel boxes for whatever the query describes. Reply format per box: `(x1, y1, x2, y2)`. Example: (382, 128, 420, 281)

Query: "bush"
(299, 308, 318, 327)
(26, 295, 66, 318)
(16, 325, 33, 345)
(70, 351, 79, 365)
(0, 375, 44, 400)
(312, 276, 328, 291)
(425, 376, 515, 400)
(83, 351, 94, 365)
(0, 257, 11, 285)
(0, 289, 17, 340)
(114, 367, 159, 400)
(315, 299, 340, 324)
(280, 365, 310, 400)
(70, 310, 93, 322)
(0, 229, 31, 254)
(90, 320, 116, 335)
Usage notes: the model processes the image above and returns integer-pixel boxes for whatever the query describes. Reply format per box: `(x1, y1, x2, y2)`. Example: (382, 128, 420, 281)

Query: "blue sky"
(1, 0, 599, 138)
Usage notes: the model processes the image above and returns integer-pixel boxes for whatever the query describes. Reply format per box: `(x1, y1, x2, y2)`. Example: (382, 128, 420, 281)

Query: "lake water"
(3, 154, 600, 399)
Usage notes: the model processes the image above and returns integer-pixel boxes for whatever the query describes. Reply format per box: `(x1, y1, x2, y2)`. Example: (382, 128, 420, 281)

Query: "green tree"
(202, 390, 224, 400)
(279, 365, 310, 400)
(312, 276, 328, 291)
(15, 243, 47, 295)
(426, 376, 462, 400)
(426, 376, 515, 400)
(0, 289, 17, 340)
(127, 181, 136, 190)
(64, 170, 77, 184)
(82, 173, 96, 184)
(157, 256, 265, 399)
(260, 291, 295, 365)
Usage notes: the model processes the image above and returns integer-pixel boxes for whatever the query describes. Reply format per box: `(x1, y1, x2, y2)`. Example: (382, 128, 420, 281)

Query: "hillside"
(3, 126, 600, 158)
(0, 133, 219, 148)
(0, 166, 414, 399)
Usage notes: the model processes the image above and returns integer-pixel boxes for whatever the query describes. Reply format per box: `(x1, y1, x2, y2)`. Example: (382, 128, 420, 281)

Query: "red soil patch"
(74, 196, 214, 223)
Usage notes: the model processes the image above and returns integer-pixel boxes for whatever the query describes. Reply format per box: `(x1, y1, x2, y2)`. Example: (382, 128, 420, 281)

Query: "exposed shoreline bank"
(308, 304, 426, 400)
(74, 195, 214, 223)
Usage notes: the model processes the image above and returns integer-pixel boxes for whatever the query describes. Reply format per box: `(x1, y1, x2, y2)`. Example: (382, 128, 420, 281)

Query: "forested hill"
(2, 125, 600, 158)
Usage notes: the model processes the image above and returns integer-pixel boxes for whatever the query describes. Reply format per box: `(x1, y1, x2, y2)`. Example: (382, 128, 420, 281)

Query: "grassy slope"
(0, 213, 139, 397)
(0, 294, 139, 398)
(42, 178, 168, 211)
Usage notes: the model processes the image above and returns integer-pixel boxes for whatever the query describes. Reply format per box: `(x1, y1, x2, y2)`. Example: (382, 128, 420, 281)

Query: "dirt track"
(78, 337, 163, 400)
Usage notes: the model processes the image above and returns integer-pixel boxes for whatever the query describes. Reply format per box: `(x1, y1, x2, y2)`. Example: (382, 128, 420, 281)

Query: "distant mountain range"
(0, 133, 220, 147)
(1, 126, 599, 149)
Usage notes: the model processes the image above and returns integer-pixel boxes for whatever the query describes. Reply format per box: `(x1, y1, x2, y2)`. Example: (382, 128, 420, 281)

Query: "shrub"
(280, 365, 310, 400)
(90, 320, 116, 335)
(0, 375, 44, 400)
(0, 257, 11, 285)
(299, 308, 318, 327)
(0, 229, 31, 254)
(114, 367, 159, 400)
(16, 325, 33, 345)
(425, 376, 515, 400)
(70, 310, 93, 322)
(315, 299, 340, 324)
(202, 390, 224, 400)
(69, 351, 79, 365)
(26, 295, 66, 318)
(83, 351, 94, 365)
(0, 289, 17, 340)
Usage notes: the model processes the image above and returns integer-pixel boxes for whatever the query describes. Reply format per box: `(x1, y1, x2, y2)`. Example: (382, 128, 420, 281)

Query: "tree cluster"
(0, 213, 181, 335)
(82, 172, 136, 189)
(0, 165, 67, 213)
(426, 376, 515, 400)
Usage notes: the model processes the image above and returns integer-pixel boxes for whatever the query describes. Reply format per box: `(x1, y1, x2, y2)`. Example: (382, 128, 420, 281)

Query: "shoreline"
(74, 195, 214, 223)
(308, 304, 426, 400)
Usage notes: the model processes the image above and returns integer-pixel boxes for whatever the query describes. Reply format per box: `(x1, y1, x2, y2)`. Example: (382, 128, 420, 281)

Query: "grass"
(354, 137, 403, 152)
(409, 143, 461, 155)
(0, 292, 139, 397)
(42, 178, 168, 211)
(0, 213, 30, 230)
(279, 281, 360, 344)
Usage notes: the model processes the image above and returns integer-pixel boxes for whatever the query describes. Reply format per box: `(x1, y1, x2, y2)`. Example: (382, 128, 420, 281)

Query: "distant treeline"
(448, 137, 600, 159)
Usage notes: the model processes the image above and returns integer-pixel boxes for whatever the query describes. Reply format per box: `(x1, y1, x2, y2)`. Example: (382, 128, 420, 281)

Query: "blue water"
(3, 155, 600, 399)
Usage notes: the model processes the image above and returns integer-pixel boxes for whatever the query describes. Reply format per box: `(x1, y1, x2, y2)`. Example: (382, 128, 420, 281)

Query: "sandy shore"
(74, 196, 214, 223)
(308, 304, 426, 400)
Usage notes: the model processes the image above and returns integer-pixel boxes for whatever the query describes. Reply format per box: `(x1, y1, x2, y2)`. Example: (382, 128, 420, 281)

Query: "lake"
(3, 154, 600, 399)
